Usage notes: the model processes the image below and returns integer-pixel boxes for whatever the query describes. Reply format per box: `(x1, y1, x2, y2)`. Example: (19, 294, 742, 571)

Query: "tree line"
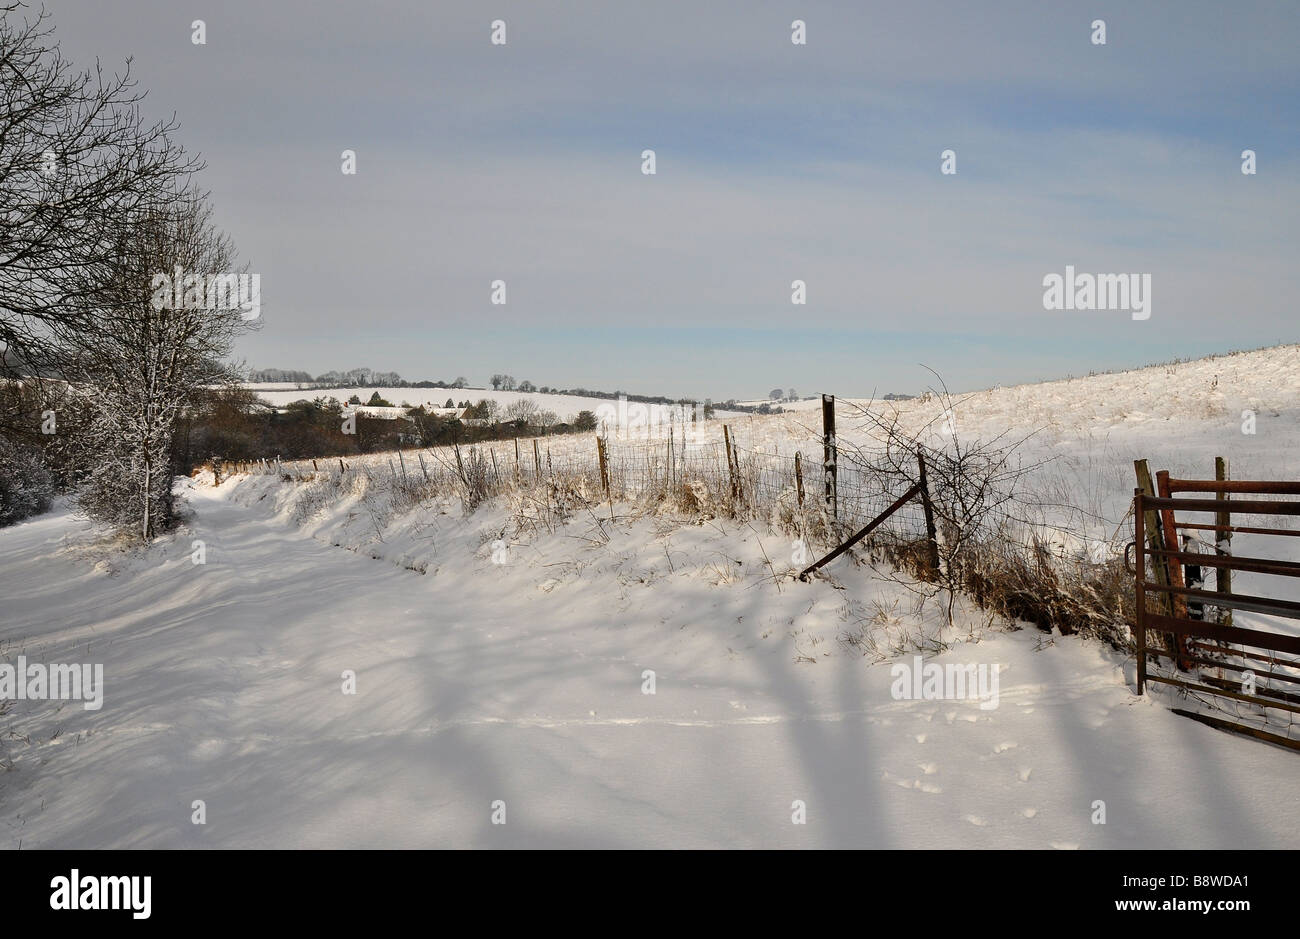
(248, 367, 470, 389)
(168, 390, 600, 465)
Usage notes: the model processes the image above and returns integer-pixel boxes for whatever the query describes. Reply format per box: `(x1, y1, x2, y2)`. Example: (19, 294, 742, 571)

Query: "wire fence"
(217, 422, 936, 554)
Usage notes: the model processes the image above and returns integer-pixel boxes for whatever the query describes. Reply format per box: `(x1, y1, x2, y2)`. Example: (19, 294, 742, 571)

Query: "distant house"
(344, 404, 470, 428)
(347, 404, 468, 421)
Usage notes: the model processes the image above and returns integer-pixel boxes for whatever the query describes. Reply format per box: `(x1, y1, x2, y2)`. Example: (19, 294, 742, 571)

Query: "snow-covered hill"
(249, 385, 743, 424)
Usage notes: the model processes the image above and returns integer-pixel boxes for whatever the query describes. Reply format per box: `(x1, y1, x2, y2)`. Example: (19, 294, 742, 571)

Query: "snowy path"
(2, 484, 1298, 848)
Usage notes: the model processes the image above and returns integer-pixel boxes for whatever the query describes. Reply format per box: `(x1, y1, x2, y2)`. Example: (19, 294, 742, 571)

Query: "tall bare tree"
(61, 192, 253, 539)
(0, 1, 198, 382)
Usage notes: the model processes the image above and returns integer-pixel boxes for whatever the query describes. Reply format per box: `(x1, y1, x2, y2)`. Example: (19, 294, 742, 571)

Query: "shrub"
(0, 436, 55, 526)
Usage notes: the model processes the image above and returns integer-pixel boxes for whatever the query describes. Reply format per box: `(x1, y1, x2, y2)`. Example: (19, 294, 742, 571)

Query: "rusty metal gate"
(1130, 474, 1300, 750)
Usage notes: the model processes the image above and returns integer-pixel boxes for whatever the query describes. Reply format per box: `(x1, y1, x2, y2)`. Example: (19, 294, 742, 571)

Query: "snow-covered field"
(249, 385, 743, 425)
(3, 345, 1300, 848)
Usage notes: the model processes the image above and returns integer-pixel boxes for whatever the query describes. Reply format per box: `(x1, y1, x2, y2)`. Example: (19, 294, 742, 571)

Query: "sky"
(44, 0, 1300, 400)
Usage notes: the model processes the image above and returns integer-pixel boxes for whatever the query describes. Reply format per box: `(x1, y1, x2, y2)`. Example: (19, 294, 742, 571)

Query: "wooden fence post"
(1135, 487, 1147, 695)
(794, 451, 804, 508)
(514, 438, 521, 483)
(596, 434, 613, 519)
(1134, 461, 1170, 611)
(396, 448, 407, 483)
(1135, 460, 1185, 668)
(339, 458, 346, 474)
(822, 394, 837, 520)
(596, 435, 609, 496)
(533, 439, 541, 480)
(1155, 470, 1188, 626)
(418, 452, 430, 482)
(1215, 456, 1233, 626)
(917, 450, 941, 580)
(723, 425, 738, 510)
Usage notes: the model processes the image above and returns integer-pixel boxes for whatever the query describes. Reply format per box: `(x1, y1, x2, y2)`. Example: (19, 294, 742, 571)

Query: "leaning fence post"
(1134, 460, 1171, 615)
(1135, 487, 1147, 695)
(1155, 470, 1189, 628)
(917, 450, 941, 581)
(1215, 456, 1233, 626)
(822, 394, 837, 520)
(1135, 460, 1183, 669)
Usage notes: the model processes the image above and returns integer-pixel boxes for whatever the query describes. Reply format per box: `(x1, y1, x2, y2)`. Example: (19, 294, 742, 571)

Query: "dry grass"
(230, 429, 1142, 647)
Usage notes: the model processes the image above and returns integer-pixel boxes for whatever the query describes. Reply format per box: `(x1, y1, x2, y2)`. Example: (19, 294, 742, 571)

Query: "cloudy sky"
(48, 0, 1300, 399)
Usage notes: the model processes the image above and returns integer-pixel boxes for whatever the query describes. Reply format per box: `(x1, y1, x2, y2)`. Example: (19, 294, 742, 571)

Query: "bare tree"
(0, 2, 199, 383)
(833, 376, 1041, 626)
(502, 398, 539, 424)
(61, 192, 253, 539)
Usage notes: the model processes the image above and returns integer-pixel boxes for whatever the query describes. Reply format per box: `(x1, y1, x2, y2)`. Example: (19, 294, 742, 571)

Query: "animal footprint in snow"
(916, 762, 938, 775)
(882, 771, 940, 794)
(963, 815, 989, 827)
(1021, 808, 1037, 819)
(1051, 841, 1079, 850)
(1017, 767, 1032, 782)
(914, 733, 927, 743)
(993, 741, 1017, 754)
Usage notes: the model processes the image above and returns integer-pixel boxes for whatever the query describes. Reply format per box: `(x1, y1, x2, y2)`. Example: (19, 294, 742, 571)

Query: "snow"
(249, 385, 743, 426)
(4, 345, 1300, 848)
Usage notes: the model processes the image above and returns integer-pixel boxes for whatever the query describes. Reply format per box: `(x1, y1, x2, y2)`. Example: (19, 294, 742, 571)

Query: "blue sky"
(49, 0, 1300, 398)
